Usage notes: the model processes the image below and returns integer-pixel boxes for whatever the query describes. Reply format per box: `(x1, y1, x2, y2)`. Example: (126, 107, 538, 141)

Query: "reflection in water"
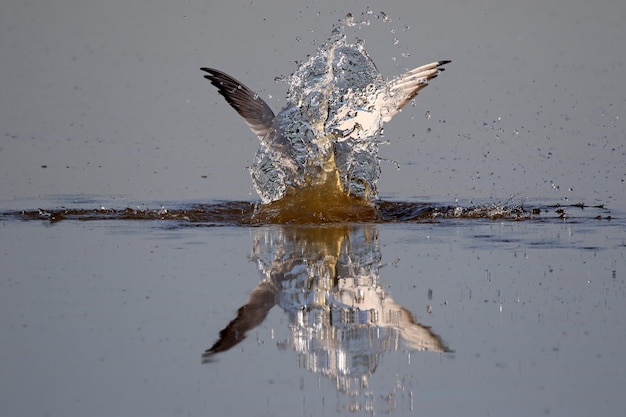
(204, 225, 450, 407)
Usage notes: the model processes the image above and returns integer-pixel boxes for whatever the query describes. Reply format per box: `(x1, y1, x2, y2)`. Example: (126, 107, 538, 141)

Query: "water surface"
(2, 197, 624, 416)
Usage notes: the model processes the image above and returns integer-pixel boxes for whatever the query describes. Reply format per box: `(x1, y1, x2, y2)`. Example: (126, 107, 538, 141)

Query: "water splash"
(253, 34, 388, 204)
(202, 26, 450, 212)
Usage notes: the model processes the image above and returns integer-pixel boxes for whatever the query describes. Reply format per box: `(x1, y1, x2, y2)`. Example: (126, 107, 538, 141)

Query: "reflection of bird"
(202, 34, 449, 208)
(202, 280, 276, 358)
(202, 225, 450, 369)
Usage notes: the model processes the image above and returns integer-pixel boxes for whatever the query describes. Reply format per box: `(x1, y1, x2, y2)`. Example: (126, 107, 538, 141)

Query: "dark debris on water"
(1, 201, 614, 226)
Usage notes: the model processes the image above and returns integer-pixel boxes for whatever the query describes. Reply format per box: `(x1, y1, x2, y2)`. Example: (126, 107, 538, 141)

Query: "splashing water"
(272, 33, 388, 202)
(201, 24, 450, 220)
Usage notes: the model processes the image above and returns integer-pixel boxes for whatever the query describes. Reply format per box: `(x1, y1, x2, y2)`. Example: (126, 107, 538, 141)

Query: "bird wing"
(381, 60, 450, 123)
(201, 67, 275, 140)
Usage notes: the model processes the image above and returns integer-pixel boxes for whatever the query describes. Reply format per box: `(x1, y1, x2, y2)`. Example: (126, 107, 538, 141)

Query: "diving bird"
(202, 35, 449, 205)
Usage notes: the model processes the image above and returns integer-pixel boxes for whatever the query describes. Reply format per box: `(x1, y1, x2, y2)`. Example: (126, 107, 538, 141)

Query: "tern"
(202, 35, 449, 215)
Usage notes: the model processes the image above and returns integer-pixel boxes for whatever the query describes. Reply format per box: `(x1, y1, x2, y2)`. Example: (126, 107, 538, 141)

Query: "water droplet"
(425, 110, 431, 120)
(343, 13, 356, 27)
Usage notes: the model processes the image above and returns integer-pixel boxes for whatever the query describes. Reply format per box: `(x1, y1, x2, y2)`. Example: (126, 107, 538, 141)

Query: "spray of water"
(201, 19, 450, 221)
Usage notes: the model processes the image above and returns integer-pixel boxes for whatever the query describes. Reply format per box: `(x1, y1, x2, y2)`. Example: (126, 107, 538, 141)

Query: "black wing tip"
(201, 67, 233, 84)
(434, 60, 451, 75)
(200, 67, 224, 82)
(200, 67, 240, 94)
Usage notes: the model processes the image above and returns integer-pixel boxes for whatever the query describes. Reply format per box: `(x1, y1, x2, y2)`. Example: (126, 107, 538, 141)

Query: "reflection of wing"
(202, 282, 276, 363)
(381, 60, 451, 123)
(334, 279, 451, 353)
(201, 68, 275, 140)
(397, 307, 451, 353)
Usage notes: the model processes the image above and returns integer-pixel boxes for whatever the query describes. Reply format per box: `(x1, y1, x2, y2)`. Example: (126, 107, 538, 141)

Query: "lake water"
(1, 1, 625, 416)
(2, 199, 624, 416)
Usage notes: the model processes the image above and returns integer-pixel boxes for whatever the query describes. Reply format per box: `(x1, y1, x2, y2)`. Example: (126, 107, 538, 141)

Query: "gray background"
(1, 0, 624, 208)
(1, 2, 626, 416)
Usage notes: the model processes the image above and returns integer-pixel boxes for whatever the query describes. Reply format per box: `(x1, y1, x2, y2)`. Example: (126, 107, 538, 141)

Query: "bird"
(201, 34, 449, 218)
